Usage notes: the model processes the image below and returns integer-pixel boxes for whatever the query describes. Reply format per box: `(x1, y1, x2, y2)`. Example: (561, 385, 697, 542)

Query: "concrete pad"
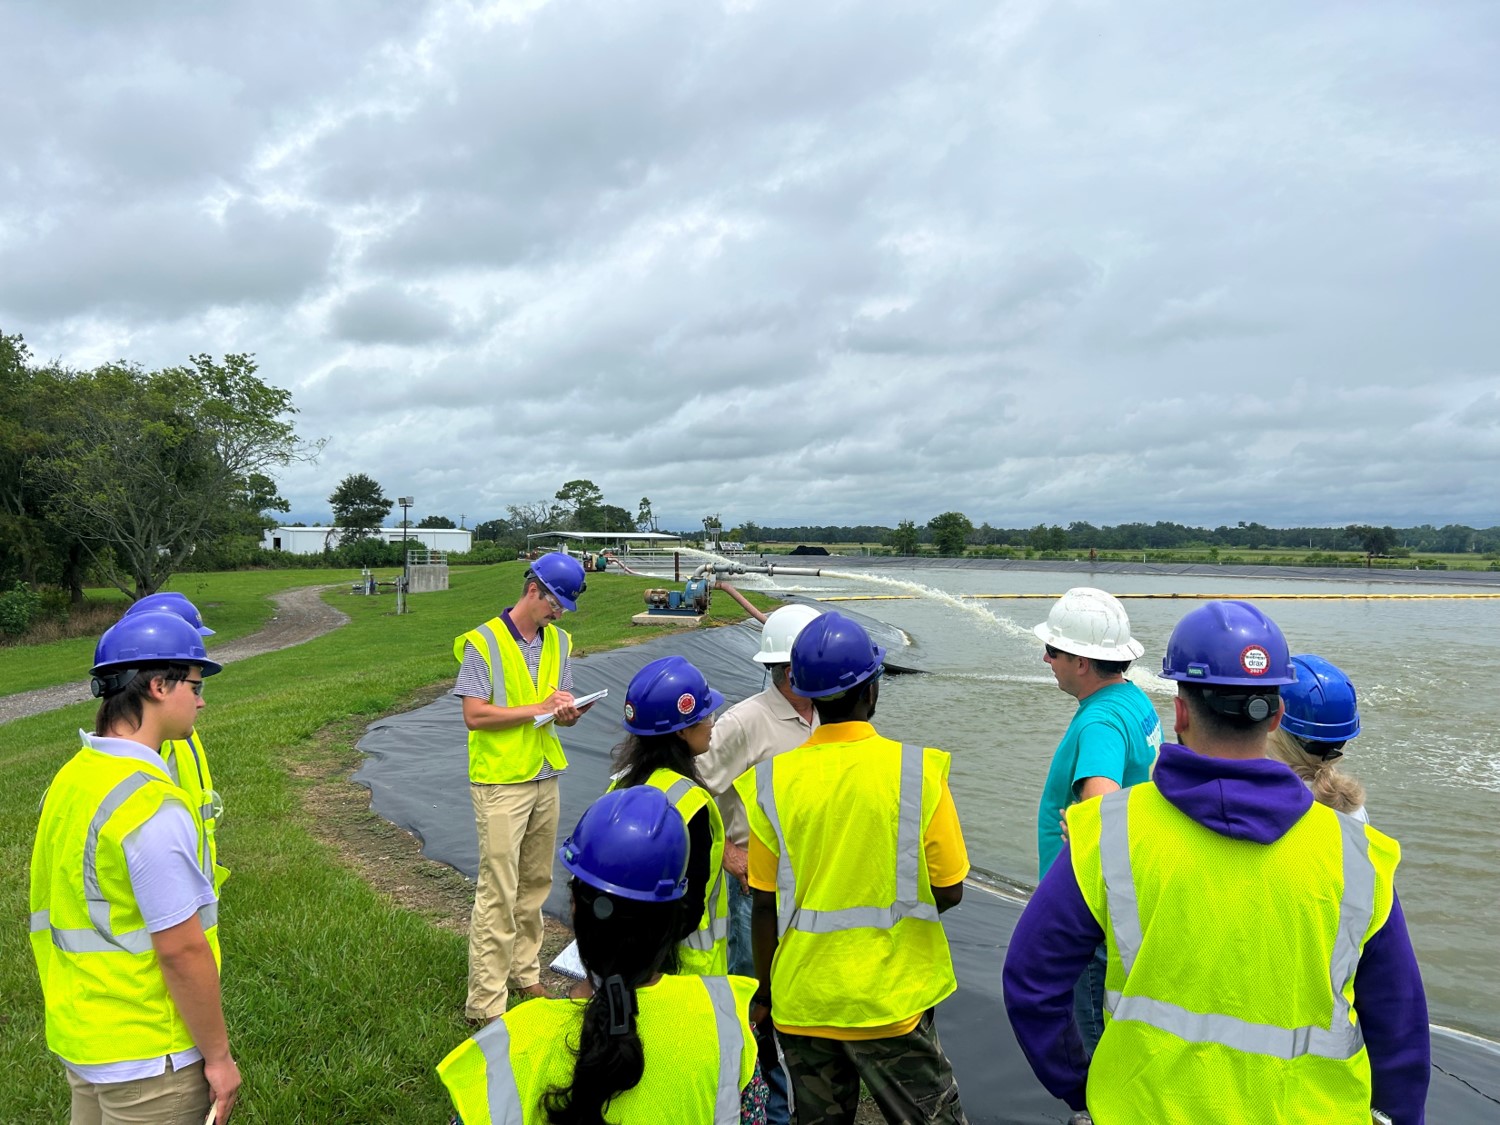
(630, 611, 705, 627)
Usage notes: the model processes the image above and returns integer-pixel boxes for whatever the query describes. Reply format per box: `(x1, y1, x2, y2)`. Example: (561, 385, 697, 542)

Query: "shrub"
(0, 581, 41, 636)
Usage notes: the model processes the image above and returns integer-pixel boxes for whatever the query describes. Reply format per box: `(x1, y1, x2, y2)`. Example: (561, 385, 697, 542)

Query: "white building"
(262, 526, 473, 555)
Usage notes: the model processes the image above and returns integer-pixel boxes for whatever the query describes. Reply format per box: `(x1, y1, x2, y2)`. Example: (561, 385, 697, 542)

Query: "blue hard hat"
(622, 656, 724, 736)
(1280, 654, 1361, 742)
(124, 592, 214, 636)
(529, 552, 588, 611)
(91, 611, 223, 697)
(1160, 601, 1295, 687)
(789, 611, 886, 699)
(558, 787, 689, 902)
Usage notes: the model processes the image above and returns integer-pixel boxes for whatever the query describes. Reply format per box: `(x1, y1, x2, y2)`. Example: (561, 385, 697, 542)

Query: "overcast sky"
(3, 0, 1496, 532)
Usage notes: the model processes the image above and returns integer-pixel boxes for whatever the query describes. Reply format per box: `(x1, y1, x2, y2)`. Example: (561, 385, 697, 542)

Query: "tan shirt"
(700, 685, 817, 846)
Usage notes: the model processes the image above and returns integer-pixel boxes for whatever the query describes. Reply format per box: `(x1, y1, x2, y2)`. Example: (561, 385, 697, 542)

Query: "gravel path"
(0, 585, 350, 725)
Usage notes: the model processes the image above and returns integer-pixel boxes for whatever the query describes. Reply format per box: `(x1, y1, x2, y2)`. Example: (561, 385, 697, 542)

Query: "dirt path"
(0, 585, 349, 725)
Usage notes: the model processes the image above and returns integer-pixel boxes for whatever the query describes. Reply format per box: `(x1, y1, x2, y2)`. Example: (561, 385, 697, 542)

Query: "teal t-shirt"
(1036, 681, 1163, 877)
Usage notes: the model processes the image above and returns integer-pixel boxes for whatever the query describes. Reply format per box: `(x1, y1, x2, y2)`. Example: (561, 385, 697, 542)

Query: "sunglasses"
(177, 678, 205, 697)
(1044, 645, 1072, 660)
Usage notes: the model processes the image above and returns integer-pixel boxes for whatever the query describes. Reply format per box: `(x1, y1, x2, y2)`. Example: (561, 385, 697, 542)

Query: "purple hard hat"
(558, 787, 689, 902)
(1160, 601, 1295, 687)
(622, 656, 724, 736)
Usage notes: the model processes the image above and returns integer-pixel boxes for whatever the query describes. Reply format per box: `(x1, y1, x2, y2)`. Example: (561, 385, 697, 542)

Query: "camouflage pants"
(777, 1009, 968, 1125)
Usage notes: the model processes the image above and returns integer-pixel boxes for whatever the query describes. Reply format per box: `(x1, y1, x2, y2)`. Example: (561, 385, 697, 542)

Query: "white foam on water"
(818, 568, 1036, 639)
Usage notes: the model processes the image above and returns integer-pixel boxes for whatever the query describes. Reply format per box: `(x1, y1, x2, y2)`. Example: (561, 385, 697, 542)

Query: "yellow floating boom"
(815, 592, 1500, 602)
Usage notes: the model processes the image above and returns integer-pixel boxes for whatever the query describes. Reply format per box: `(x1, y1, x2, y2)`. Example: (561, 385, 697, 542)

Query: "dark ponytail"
(610, 732, 705, 791)
(544, 879, 682, 1125)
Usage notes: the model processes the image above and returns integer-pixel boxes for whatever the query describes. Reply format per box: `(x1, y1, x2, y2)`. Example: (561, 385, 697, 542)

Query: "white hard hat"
(753, 603, 823, 665)
(1032, 587, 1145, 661)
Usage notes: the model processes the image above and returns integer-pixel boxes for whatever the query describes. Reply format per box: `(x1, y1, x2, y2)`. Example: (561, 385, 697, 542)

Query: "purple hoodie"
(1002, 742, 1430, 1122)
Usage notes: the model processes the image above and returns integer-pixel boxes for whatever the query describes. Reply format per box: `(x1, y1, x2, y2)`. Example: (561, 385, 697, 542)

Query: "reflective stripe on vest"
(703, 975, 747, 1125)
(660, 776, 730, 953)
(29, 770, 217, 956)
(755, 743, 937, 936)
(1098, 788, 1374, 1060)
(476, 623, 508, 705)
(470, 977, 744, 1123)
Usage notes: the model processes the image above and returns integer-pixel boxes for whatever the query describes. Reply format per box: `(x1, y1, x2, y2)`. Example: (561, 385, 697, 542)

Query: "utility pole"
(399, 496, 414, 594)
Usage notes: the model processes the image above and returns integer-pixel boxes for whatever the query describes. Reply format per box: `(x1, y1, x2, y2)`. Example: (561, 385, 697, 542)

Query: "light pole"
(398, 496, 414, 590)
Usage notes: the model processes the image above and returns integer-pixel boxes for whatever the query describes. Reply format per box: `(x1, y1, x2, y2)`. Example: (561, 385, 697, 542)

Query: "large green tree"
(41, 353, 313, 597)
(417, 514, 456, 529)
(329, 474, 392, 542)
(554, 479, 604, 530)
(927, 511, 973, 557)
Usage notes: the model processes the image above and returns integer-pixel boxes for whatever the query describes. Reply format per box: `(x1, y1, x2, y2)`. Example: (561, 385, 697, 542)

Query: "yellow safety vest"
(608, 768, 730, 976)
(437, 973, 756, 1124)
(29, 745, 220, 1066)
(741, 731, 957, 1030)
(1067, 783, 1399, 1124)
(454, 618, 570, 784)
(162, 729, 229, 893)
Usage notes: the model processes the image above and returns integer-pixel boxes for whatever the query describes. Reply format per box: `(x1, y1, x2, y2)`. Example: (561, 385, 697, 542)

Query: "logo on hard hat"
(1240, 646, 1270, 676)
(676, 693, 696, 716)
(623, 702, 636, 722)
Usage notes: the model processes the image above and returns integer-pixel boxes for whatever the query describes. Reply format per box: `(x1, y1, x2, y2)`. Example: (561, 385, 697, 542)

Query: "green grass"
(0, 570, 385, 697)
(0, 563, 770, 1122)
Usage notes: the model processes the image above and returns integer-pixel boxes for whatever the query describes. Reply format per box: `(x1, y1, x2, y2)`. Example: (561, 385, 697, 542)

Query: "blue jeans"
(1073, 941, 1107, 1056)
(730, 881, 790, 1124)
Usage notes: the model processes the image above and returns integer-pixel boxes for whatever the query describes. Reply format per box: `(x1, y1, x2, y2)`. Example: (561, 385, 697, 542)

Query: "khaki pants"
(66, 1057, 211, 1125)
(467, 776, 560, 1020)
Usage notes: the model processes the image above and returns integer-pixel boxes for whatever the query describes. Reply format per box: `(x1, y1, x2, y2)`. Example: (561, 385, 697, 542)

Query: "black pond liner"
(354, 603, 1500, 1123)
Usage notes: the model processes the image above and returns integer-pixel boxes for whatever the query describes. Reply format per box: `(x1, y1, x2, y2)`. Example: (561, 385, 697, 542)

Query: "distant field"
(744, 542, 1498, 570)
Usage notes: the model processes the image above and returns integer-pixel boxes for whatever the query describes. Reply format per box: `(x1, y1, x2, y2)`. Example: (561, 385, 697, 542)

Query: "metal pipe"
(692, 562, 825, 579)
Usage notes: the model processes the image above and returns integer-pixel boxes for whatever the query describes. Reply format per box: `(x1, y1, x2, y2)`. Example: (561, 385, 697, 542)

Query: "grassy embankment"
(0, 569, 374, 696)
(0, 563, 768, 1123)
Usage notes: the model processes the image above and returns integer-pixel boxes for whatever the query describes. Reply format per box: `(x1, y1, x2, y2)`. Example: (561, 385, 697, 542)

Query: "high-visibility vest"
(162, 729, 229, 893)
(437, 973, 756, 1124)
(1067, 783, 1400, 1124)
(740, 733, 957, 1030)
(454, 618, 570, 784)
(29, 745, 220, 1066)
(609, 768, 730, 976)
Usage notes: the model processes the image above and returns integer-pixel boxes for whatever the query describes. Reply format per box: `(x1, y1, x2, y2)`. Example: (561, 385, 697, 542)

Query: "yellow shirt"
(747, 723, 970, 1039)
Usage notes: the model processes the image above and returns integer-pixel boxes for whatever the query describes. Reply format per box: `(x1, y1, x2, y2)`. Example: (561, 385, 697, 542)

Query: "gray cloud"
(1, 0, 1497, 531)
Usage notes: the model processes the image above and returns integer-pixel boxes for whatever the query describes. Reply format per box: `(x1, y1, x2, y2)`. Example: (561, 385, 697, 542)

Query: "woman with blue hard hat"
(437, 786, 763, 1123)
(1266, 654, 1368, 820)
(122, 593, 229, 891)
(29, 611, 241, 1123)
(609, 655, 731, 977)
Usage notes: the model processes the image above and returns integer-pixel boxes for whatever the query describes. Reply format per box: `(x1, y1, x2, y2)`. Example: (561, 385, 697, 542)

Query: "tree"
(636, 497, 657, 533)
(1346, 524, 1397, 558)
(554, 479, 604, 530)
(596, 504, 635, 532)
(329, 473, 392, 542)
(888, 518, 921, 556)
(42, 353, 317, 598)
(928, 511, 973, 557)
(417, 514, 456, 529)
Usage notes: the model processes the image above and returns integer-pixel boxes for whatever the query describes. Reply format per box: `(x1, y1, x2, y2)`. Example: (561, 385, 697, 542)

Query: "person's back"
(444, 974, 755, 1122)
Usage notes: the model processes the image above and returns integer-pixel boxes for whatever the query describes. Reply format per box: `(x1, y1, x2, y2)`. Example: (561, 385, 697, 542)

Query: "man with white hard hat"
(1032, 587, 1162, 1054)
(698, 600, 822, 1125)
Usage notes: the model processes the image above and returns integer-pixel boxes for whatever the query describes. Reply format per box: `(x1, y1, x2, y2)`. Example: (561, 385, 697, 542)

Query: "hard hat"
(789, 612, 886, 699)
(528, 552, 588, 611)
(752, 603, 823, 665)
(123, 591, 214, 636)
(1280, 654, 1361, 743)
(91, 611, 223, 696)
(1159, 601, 1295, 687)
(558, 787, 689, 902)
(1032, 587, 1144, 661)
(622, 656, 724, 736)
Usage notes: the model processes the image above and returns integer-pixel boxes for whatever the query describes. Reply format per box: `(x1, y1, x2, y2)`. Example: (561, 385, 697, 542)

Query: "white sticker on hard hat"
(623, 703, 636, 722)
(677, 693, 696, 715)
(1240, 646, 1270, 675)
